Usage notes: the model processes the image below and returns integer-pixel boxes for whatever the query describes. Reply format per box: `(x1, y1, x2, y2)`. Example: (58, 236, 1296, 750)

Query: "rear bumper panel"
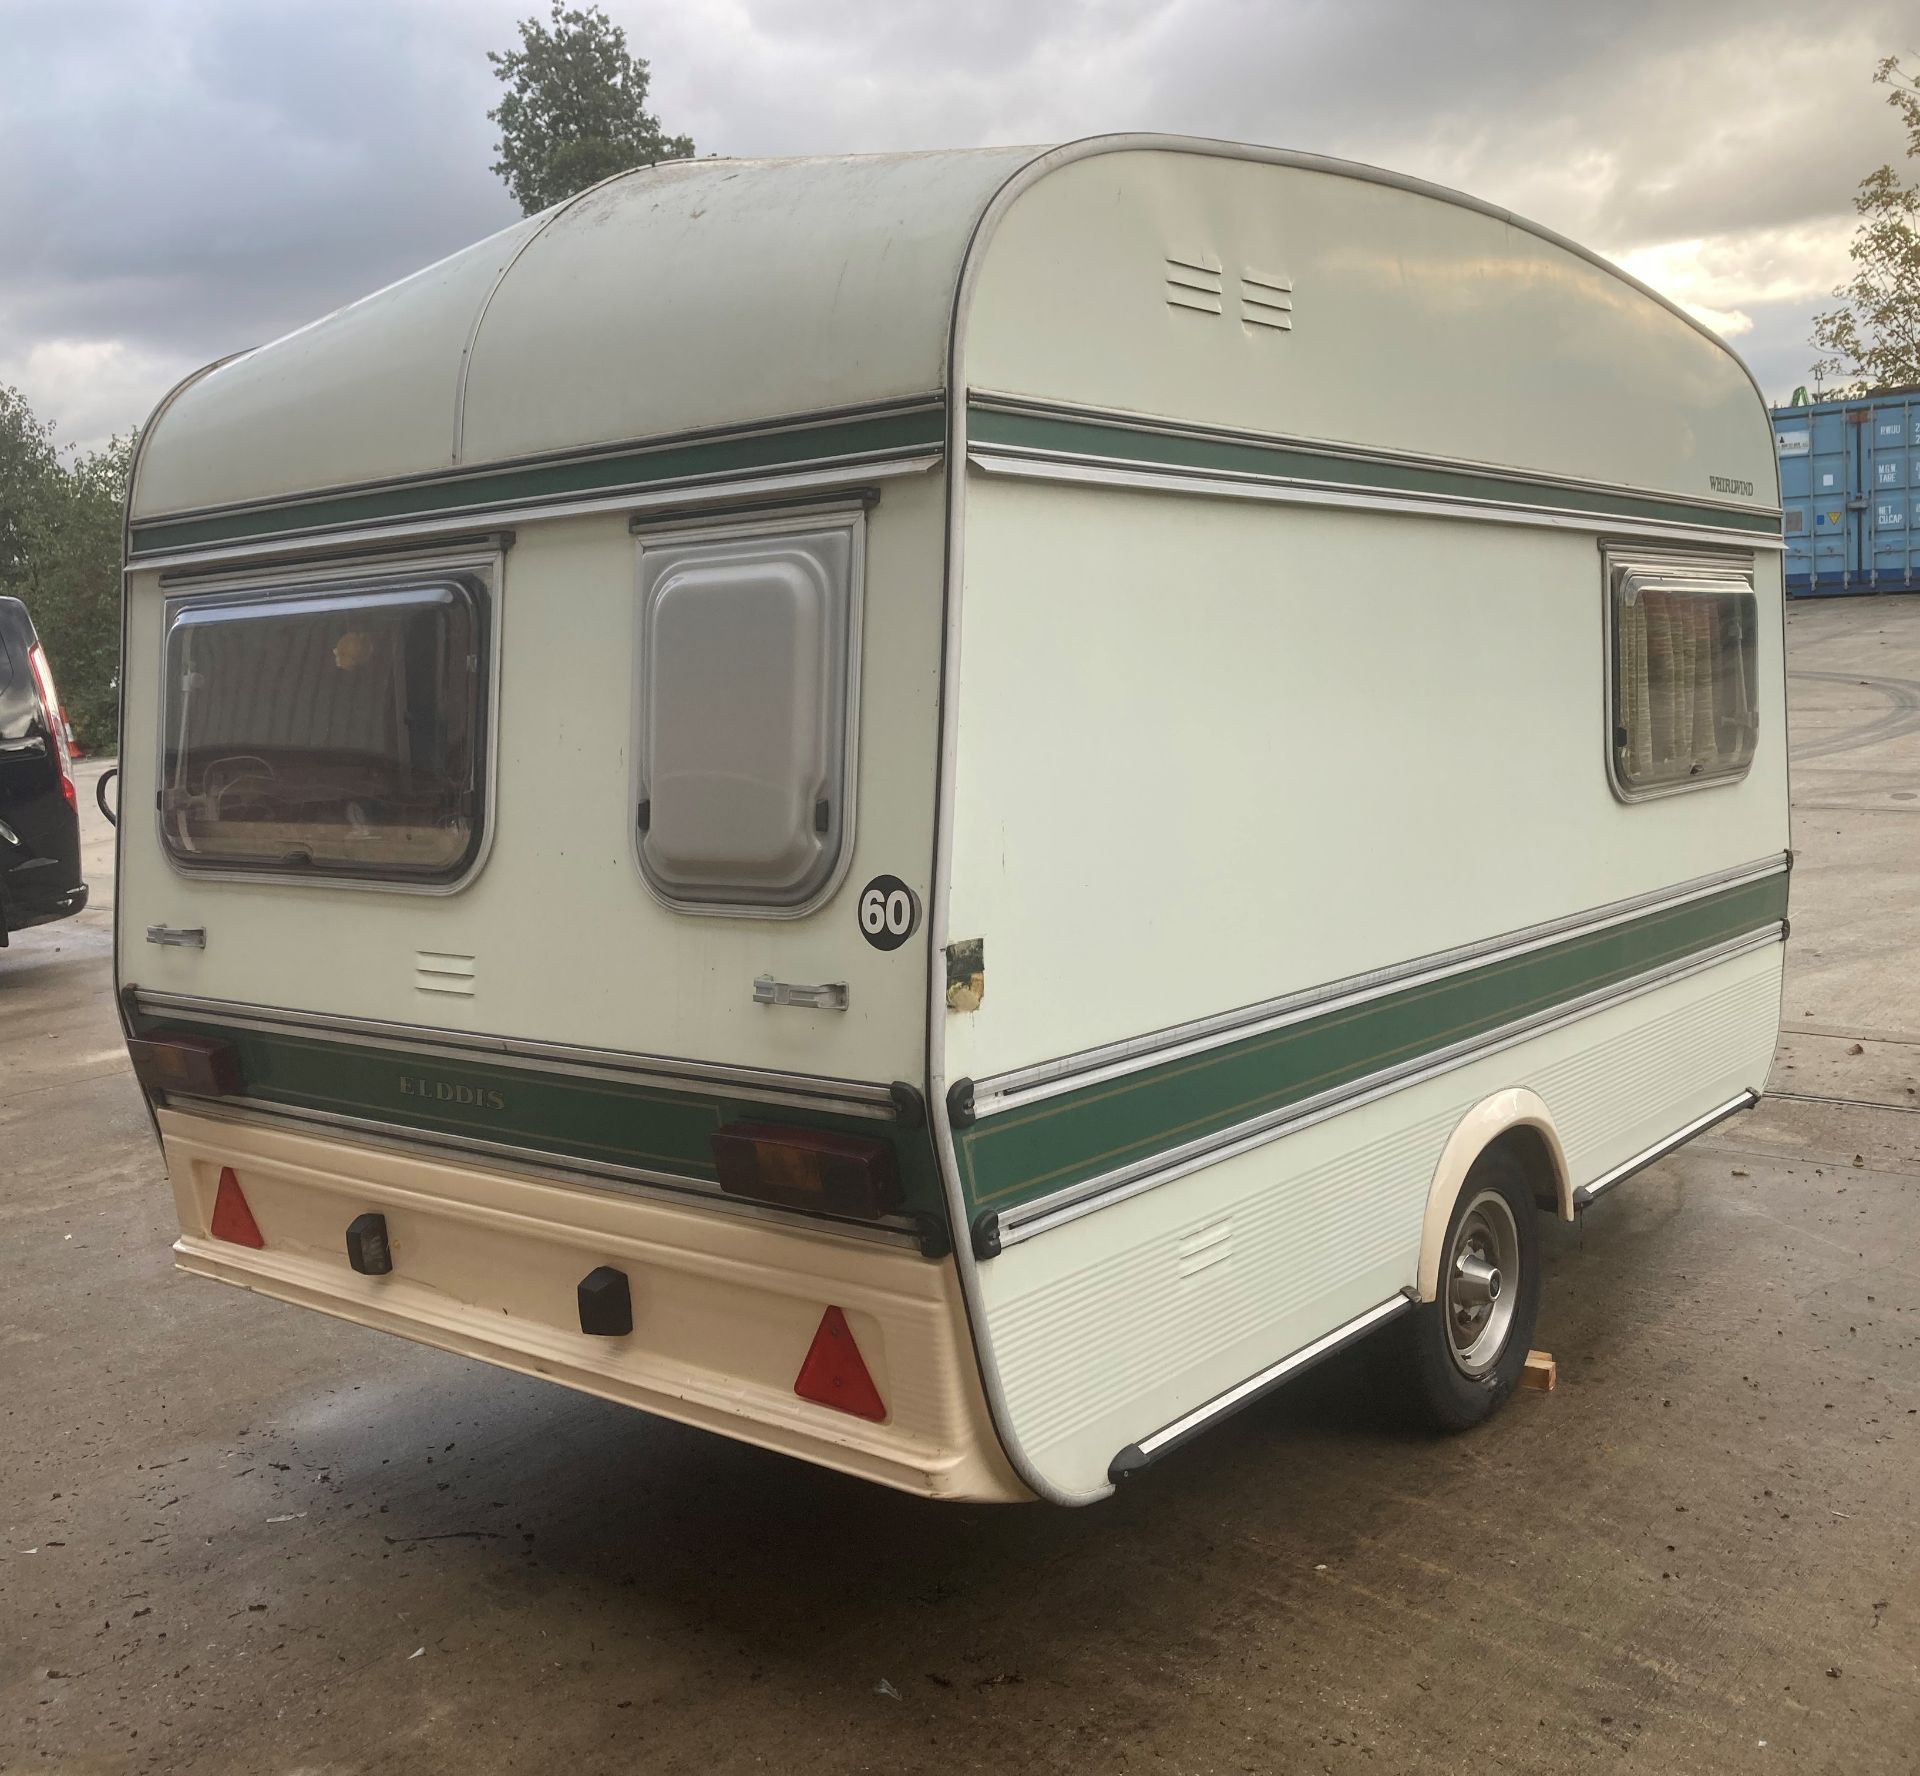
(4, 874, 88, 928)
(159, 1107, 1027, 1502)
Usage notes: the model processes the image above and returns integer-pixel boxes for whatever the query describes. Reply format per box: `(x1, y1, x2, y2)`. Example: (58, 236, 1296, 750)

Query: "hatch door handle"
(146, 924, 207, 949)
(753, 975, 848, 1012)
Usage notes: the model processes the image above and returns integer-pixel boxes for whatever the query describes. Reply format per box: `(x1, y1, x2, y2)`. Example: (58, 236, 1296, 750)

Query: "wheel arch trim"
(1416, 1088, 1570, 1303)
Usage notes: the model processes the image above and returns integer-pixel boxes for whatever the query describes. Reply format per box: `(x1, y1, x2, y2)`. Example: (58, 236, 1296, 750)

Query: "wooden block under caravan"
(1521, 1351, 1559, 1393)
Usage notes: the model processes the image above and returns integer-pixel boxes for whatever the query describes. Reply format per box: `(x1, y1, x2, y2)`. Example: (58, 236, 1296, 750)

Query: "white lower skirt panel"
(976, 943, 1783, 1499)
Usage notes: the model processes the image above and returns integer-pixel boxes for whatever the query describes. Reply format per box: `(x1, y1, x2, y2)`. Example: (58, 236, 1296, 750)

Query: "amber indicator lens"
(127, 1033, 243, 1098)
(709, 1122, 901, 1220)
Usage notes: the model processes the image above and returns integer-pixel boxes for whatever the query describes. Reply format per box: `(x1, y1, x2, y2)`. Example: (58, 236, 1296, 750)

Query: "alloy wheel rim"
(1445, 1188, 1520, 1377)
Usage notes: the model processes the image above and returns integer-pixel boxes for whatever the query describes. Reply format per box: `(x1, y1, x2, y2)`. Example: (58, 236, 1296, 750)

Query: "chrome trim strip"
(155, 530, 520, 589)
(1111, 1292, 1414, 1477)
(993, 926, 1785, 1250)
(968, 449, 1789, 553)
(171, 1095, 923, 1249)
(922, 148, 1092, 1505)
(130, 989, 903, 1118)
(969, 854, 1790, 1120)
(116, 352, 241, 1158)
(127, 455, 941, 574)
(1572, 1091, 1758, 1208)
(969, 391, 1782, 521)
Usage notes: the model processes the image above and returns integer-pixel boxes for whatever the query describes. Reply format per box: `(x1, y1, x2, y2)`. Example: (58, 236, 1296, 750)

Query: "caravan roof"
(130, 137, 1773, 556)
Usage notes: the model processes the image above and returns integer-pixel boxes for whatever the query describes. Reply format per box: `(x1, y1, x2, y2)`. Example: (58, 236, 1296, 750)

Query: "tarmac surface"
(3, 596, 1917, 1775)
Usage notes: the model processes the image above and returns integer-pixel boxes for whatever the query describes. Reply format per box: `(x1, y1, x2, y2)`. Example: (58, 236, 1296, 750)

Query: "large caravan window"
(161, 575, 488, 883)
(635, 515, 861, 913)
(1607, 553, 1758, 800)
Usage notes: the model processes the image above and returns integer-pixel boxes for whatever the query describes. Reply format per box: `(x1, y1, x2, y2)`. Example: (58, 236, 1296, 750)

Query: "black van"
(0, 595, 87, 943)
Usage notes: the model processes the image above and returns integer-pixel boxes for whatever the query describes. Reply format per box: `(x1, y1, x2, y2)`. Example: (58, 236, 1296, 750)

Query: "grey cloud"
(0, 0, 1909, 441)
(1, 0, 521, 375)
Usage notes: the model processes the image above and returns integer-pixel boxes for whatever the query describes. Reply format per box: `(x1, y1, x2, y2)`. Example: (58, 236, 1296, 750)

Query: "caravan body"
(117, 139, 1787, 1504)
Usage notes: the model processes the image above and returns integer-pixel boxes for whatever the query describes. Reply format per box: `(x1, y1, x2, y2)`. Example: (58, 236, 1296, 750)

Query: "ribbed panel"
(983, 950, 1782, 1494)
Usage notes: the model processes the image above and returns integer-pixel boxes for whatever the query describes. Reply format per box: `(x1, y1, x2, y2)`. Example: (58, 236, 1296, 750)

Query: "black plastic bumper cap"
(578, 1265, 633, 1337)
(345, 1212, 393, 1276)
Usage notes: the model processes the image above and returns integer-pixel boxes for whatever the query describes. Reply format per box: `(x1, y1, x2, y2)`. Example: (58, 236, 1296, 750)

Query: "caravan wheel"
(1396, 1150, 1541, 1431)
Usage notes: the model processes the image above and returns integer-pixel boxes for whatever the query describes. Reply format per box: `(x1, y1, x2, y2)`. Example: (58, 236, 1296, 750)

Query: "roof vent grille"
(1165, 251, 1224, 317)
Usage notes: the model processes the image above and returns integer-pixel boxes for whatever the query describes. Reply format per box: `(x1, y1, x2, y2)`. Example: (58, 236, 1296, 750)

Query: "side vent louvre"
(1241, 270, 1294, 332)
(415, 951, 477, 998)
(1176, 1219, 1234, 1280)
(1165, 251, 1224, 317)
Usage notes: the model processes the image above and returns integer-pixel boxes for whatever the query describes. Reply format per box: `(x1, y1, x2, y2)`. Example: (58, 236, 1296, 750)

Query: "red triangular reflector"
(210, 1166, 265, 1248)
(794, 1306, 886, 1423)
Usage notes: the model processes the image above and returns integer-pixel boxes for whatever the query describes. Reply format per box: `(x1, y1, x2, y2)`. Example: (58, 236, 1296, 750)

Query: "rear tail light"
(209, 1167, 265, 1248)
(25, 642, 75, 810)
(794, 1306, 886, 1422)
(127, 1032, 243, 1098)
(709, 1122, 900, 1220)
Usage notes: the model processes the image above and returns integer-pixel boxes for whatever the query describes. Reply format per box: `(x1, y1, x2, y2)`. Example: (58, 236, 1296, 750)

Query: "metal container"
(1771, 389, 1920, 596)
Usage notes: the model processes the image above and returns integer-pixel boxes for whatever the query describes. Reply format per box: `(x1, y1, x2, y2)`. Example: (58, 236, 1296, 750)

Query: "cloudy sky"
(1, 0, 1912, 454)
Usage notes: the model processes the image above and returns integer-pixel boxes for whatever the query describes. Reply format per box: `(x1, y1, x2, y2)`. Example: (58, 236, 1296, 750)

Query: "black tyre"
(1395, 1148, 1541, 1432)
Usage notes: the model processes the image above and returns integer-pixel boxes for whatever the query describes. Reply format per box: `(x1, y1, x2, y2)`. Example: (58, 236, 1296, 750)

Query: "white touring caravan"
(116, 138, 1788, 1505)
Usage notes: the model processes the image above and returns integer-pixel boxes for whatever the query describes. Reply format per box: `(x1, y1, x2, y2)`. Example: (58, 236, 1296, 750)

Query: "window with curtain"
(161, 574, 489, 882)
(1609, 555, 1759, 799)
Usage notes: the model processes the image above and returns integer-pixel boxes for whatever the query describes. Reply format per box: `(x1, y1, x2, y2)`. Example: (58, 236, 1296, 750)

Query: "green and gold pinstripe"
(127, 404, 946, 558)
(126, 1010, 951, 1222)
(966, 403, 1783, 537)
(955, 873, 1787, 1220)
(133, 874, 1783, 1240)
(128, 395, 1780, 560)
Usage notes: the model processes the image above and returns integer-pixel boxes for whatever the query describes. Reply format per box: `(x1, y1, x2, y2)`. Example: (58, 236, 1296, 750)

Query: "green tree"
(1811, 56, 1920, 394)
(21, 432, 133, 750)
(0, 381, 132, 751)
(0, 384, 58, 588)
(487, 4, 693, 216)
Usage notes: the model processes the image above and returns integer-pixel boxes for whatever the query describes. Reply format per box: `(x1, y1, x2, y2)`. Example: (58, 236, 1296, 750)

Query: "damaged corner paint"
(946, 938, 985, 1013)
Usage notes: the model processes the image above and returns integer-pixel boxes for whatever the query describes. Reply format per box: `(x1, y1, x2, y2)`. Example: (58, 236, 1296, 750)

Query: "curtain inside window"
(1615, 581, 1756, 791)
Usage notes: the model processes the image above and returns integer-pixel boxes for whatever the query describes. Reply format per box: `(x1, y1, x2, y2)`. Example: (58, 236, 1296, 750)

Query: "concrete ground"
(3, 601, 1917, 1776)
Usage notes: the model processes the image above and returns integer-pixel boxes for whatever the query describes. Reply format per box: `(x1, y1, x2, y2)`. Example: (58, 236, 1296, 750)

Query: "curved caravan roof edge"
(951, 132, 1767, 413)
(946, 135, 1776, 517)
(122, 350, 245, 549)
(129, 147, 1045, 531)
(128, 135, 1771, 551)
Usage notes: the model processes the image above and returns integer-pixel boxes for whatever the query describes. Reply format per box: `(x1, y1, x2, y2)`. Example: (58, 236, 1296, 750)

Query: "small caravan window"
(1607, 552, 1758, 800)
(161, 574, 488, 883)
(635, 514, 861, 912)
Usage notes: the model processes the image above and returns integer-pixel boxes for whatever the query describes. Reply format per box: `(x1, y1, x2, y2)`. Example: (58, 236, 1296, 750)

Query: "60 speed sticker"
(857, 875, 921, 950)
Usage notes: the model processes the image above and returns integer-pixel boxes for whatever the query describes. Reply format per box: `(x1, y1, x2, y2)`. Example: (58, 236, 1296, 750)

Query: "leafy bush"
(0, 384, 131, 753)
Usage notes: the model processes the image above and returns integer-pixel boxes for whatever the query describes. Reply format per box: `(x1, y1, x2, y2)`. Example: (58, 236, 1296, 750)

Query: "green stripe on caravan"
(125, 1015, 951, 1221)
(126, 404, 947, 556)
(127, 395, 1782, 562)
(966, 403, 1784, 537)
(955, 873, 1788, 1216)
